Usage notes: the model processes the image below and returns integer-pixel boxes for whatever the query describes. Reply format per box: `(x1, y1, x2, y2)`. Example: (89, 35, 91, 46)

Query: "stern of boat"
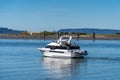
(71, 49, 88, 58)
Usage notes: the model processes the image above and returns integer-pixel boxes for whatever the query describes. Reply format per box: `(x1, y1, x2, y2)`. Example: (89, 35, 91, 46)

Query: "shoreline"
(0, 36, 120, 40)
(0, 34, 120, 40)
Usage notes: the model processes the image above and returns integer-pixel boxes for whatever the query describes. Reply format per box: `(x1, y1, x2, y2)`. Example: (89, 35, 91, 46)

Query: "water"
(0, 39, 120, 80)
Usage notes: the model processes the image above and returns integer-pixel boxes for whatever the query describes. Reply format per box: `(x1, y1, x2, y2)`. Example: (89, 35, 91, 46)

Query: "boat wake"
(86, 57, 120, 61)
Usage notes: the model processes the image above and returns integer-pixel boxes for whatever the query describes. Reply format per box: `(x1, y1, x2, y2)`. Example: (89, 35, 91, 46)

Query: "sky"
(0, 0, 120, 32)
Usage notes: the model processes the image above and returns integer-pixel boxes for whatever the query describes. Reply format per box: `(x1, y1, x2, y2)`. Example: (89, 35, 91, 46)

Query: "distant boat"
(38, 35, 88, 58)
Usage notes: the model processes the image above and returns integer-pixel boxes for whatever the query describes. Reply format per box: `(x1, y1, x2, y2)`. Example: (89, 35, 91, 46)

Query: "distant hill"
(0, 27, 24, 34)
(58, 28, 120, 34)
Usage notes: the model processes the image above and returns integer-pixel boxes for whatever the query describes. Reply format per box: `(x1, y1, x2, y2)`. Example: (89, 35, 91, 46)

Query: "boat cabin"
(45, 35, 80, 50)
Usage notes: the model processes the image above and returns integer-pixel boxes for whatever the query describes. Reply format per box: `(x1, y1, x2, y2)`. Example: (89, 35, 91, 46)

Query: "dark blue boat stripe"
(49, 51, 64, 53)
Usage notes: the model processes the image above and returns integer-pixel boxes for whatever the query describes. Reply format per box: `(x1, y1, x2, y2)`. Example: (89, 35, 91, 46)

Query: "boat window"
(56, 46, 67, 49)
(69, 46, 80, 49)
(46, 45, 80, 49)
(49, 51, 64, 53)
(62, 37, 69, 40)
(45, 46, 54, 48)
(45, 46, 50, 48)
(45, 46, 67, 49)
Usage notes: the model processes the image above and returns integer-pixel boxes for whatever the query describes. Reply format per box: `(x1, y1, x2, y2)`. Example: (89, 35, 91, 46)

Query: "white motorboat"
(38, 35, 88, 58)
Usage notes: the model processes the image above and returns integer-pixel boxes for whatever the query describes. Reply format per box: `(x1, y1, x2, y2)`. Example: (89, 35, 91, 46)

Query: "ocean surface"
(0, 39, 120, 80)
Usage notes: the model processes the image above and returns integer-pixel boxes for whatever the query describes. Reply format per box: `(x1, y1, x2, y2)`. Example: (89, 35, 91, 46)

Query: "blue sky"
(0, 0, 120, 31)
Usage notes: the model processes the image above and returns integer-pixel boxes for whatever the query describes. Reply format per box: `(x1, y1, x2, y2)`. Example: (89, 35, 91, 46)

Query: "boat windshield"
(45, 46, 67, 49)
(61, 37, 69, 40)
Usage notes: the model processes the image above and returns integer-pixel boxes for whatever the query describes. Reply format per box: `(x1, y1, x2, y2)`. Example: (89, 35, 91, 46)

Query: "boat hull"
(38, 48, 88, 58)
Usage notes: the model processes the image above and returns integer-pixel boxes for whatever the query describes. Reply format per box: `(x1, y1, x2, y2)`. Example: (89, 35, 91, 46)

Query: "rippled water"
(0, 39, 120, 80)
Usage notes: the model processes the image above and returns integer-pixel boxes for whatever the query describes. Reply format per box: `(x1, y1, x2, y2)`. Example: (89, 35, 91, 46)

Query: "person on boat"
(74, 42, 76, 47)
